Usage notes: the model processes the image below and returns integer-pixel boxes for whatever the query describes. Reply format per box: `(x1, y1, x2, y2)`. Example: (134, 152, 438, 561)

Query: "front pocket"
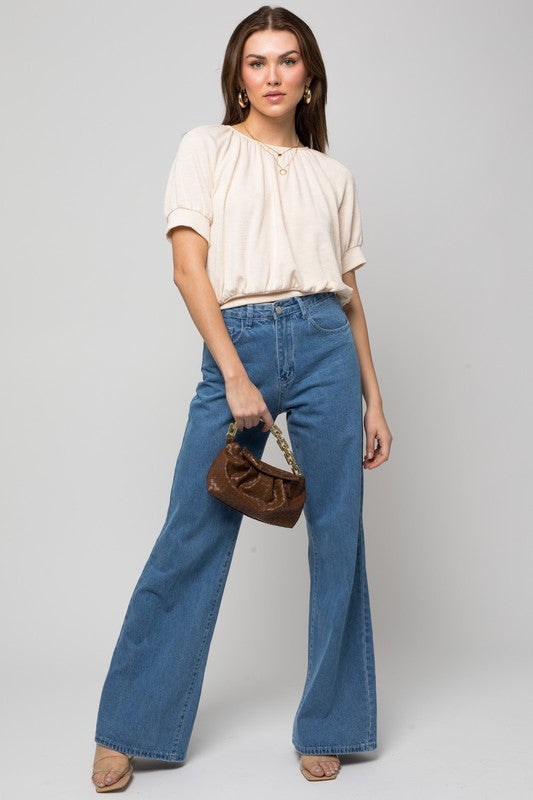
(225, 317, 244, 344)
(201, 319, 245, 374)
(306, 299, 350, 333)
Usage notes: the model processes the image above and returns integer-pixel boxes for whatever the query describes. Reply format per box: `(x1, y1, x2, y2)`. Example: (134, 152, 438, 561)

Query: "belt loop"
(245, 304, 253, 328)
(294, 295, 308, 318)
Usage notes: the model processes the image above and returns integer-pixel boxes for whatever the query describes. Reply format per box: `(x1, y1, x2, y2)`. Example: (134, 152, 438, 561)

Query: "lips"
(265, 92, 285, 97)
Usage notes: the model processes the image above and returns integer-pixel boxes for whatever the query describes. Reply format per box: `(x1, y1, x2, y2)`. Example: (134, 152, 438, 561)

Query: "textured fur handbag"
(206, 419, 306, 528)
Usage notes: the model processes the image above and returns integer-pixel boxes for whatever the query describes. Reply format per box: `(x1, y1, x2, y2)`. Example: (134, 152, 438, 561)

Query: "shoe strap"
(93, 754, 133, 766)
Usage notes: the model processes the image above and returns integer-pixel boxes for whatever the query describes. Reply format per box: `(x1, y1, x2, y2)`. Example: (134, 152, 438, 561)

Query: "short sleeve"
(163, 128, 215, 244)
(338, 171, 367, 273)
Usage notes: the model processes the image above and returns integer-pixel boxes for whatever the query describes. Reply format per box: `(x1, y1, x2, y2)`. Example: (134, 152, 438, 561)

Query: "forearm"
(174, 267, 246, 383)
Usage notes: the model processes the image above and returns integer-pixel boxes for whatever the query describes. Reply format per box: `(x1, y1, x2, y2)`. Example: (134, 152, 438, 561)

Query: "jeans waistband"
(221, 291, 337, 321)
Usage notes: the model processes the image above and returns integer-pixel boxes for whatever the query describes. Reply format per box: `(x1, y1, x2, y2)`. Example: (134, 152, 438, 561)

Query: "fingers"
(226, 377, 274, 433)
(233, 408, 275, 433)
(238, 415, 261, 431)
(363, 429, 392, 469)
(364, 430, 377, 463)
(363, 450, 387, 469)
(260, 410, 275, 432)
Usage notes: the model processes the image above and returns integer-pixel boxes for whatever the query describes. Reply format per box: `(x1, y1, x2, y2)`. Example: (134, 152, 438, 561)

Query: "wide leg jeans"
(94, 291, 377, 760)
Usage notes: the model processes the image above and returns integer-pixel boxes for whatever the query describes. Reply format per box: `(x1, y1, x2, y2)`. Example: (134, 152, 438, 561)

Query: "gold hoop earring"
(303, 85, 312, 104)
(238, 88, 249, 108)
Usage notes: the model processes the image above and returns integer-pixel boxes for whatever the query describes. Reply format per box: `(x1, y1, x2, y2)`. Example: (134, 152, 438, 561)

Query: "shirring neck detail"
(223, 124, 308, 151)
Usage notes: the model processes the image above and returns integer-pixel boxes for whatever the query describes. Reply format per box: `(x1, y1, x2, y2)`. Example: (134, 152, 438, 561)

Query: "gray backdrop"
(1, 1, 531, 797)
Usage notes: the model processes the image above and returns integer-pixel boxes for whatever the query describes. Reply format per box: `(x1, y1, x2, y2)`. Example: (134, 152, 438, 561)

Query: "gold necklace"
(241, 122, 302, 175)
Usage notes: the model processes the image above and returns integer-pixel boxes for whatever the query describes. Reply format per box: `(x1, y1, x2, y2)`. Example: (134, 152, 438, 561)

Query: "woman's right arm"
(169, 225, 274, 432)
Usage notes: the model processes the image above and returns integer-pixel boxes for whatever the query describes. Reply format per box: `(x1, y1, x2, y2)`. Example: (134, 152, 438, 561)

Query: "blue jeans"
(94, 291, 377, 760)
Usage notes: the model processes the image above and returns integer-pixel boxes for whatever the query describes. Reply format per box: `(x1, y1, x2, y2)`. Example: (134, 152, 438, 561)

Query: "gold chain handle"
(226, 419, 302, 476)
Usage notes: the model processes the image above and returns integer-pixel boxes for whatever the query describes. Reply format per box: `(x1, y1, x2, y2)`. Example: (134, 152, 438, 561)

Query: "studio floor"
(4, 649, 530, 798)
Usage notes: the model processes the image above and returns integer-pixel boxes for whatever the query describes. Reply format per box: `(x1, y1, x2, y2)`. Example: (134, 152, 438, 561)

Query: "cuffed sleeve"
(339, 171, 367, 273)
(163, 128, 215, 244)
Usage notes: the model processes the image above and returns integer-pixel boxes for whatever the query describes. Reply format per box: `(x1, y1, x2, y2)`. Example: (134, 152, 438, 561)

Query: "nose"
(266, 67, 281, 85)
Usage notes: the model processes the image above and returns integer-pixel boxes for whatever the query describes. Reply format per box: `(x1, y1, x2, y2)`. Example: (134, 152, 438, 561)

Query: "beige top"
(164, 123, 367, 309)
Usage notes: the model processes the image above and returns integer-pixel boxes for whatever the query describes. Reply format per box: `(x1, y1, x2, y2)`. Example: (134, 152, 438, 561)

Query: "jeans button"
(275, 305, 283, 313)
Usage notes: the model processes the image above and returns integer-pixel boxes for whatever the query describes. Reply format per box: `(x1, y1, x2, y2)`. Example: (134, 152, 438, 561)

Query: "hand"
(225, 373, 275, 433)
(363, 405, 392, 469)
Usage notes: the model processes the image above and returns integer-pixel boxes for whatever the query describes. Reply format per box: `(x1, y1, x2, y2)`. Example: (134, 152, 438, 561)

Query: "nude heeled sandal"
(91, 753, 134, 793)
(299, 754, 341, 781)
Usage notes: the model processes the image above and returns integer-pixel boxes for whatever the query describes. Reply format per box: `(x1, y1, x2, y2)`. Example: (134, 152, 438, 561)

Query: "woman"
(91, 5, 392, 791)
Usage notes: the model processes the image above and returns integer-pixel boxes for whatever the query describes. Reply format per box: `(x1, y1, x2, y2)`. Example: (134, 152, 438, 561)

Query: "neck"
(241, 111, 298, 147)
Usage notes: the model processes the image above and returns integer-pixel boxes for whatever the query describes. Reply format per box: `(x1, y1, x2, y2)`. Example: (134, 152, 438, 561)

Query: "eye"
(248, 58, 298, 68)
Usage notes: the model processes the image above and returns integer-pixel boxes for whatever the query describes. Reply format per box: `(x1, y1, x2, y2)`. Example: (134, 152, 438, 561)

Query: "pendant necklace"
(241, 121, 303, 175)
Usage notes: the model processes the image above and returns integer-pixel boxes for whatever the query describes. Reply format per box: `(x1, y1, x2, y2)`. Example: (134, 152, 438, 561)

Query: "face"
(239, 29, 312, 118)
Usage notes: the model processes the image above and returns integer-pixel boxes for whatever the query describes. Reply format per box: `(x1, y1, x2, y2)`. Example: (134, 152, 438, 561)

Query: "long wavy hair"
(220, 6, 328, 153)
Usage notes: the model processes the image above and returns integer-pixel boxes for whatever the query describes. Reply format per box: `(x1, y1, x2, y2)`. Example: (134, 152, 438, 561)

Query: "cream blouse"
(163, 123, 367, 309)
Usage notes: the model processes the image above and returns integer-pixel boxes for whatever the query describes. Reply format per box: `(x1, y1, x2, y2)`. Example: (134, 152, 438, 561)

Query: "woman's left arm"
(342, 269, 393, 469)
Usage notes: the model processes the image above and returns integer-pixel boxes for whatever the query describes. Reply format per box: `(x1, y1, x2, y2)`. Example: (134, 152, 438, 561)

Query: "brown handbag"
(206, 419, 306, 528)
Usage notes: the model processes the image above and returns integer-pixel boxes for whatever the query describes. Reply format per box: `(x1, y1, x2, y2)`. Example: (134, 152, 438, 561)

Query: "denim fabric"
(94, 291, 377, 760)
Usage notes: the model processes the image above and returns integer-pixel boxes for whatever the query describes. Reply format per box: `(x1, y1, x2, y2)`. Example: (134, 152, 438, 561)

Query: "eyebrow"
(244, 50, 300, 58)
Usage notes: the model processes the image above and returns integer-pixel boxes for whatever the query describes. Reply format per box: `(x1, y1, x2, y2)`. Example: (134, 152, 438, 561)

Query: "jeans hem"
(293, 739, 377, 755)
(94, 735, 186, 763)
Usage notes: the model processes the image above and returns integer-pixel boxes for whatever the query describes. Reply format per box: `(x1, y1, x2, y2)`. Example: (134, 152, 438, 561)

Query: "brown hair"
(220, 6, 328, 153)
